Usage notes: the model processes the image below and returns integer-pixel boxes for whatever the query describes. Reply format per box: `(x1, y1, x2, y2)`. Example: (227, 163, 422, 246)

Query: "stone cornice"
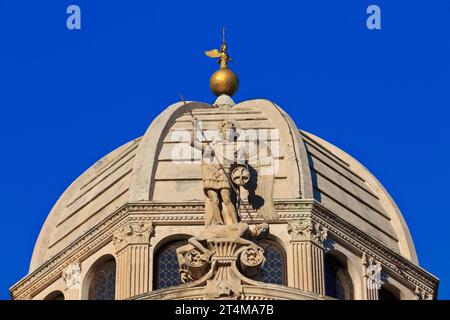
(10, 205, 130, 300)
(414, 285, 433, 300)
(10, 200, 438, 300)
(309, 202, 438, 297)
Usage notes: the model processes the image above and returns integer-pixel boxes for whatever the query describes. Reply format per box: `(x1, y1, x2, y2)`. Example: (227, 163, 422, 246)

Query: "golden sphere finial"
(204, 28, 239, 97)
(209, 68, 239, 97)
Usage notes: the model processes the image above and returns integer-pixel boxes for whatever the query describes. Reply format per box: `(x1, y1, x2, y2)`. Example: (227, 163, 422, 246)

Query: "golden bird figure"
(204, 28, 239, 97)
(204, 28, 232, 69)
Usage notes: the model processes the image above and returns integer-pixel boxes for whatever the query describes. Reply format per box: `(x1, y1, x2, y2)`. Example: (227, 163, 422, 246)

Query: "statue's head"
(219, 120, 238, 142)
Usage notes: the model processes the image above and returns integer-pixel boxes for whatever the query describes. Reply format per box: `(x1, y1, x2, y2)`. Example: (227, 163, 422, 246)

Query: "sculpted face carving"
(219, 120, 238, 142)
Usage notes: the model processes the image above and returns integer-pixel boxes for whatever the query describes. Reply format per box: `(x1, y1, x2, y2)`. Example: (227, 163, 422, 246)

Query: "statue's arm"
(191, 118, 205, 151)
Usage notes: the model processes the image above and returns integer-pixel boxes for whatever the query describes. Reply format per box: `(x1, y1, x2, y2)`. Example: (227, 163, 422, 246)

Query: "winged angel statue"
(204, 28, 232, 69)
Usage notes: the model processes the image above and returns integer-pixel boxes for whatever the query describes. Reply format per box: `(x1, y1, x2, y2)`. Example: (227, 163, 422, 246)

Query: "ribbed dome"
(29, 99, 417, 272)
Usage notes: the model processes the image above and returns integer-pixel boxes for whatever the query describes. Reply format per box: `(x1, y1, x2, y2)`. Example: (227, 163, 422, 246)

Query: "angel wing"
(204, 49, 221, 58)
(245, 141, 278, 220)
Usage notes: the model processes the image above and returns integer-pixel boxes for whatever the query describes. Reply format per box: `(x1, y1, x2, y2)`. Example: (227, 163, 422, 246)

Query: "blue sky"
(0, 0, 449, 299)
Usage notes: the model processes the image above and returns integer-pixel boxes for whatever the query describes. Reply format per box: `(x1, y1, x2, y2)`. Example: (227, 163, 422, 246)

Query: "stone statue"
(191, 118, 247, 226)
(174, 109, 278, 297)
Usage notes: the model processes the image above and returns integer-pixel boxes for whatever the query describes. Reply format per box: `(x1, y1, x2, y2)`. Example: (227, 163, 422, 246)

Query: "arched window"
(44, 291, 64, 300)
(88, 259, 116, 300)
(324, 253, 353, 300)
(154, 240, 187, 290)
(256, 241, 286, 285)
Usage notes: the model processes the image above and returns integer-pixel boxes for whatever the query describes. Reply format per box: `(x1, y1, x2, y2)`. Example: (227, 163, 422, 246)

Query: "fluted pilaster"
(113, 221, 153, 300)
(287, 218, 327, 295)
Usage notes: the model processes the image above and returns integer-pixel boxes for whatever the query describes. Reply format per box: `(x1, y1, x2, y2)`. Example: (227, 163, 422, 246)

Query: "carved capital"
(62, 262, 81, 290)
(287, 218, 327, 245)
(112, 221, 153, 253)
(362, 253, 382, 290)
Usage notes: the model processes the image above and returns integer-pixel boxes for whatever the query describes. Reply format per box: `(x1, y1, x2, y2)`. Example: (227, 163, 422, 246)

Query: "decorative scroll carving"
(178, 248, 210, 284)
(175, 223, 268, 299)
(112, 221, 153, 253)
(62, 262, 81, 290)
(239, 246, 265, 278)
(287, 218, 327, 245)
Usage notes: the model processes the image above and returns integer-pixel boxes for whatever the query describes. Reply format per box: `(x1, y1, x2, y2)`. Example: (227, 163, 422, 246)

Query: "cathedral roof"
(29, 99, 417, 272)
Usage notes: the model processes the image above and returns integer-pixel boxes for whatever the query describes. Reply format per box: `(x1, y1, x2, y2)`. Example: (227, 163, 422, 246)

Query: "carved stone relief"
(112, 221, 153, 253)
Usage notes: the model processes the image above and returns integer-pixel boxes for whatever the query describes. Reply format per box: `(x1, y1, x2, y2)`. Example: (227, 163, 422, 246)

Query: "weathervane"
(205, 28, 232, 69)
(204, 28, 239, 97)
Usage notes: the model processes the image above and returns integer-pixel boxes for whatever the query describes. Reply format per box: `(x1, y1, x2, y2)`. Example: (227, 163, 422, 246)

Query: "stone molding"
(11, 207, 129, 300)
(134, 283, 329, 301)
(10, 200, 438, 300)
(309, 203, 437, 298)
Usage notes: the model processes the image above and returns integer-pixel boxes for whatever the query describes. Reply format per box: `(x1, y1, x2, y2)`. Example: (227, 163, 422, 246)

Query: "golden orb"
(209, 68, 239, 97)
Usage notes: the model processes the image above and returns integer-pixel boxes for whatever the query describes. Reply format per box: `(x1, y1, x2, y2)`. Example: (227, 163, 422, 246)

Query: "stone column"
(287, 218, 327, 295)
(361, 253, 382, 300)
(62, 262, 81, 300)
(113, 220, 153, 300)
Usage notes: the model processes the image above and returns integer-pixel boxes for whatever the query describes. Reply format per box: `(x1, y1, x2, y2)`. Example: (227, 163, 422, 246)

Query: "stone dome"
(29, 99, 418, 272)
